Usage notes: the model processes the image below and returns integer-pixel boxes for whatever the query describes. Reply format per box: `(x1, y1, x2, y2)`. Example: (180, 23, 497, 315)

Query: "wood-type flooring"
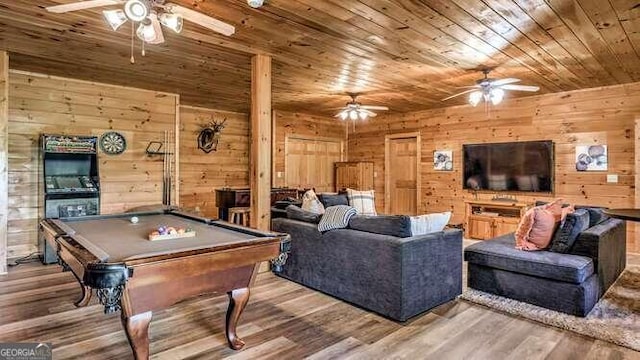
(1, 253, 639, 360)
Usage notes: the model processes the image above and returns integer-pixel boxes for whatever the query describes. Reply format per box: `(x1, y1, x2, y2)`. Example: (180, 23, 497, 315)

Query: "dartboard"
(100, 132, 126, 155)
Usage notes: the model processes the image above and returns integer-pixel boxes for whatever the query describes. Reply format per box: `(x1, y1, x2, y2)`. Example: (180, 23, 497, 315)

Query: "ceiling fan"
(442, 69, 540, 106)
(46, 0, 235, 47)
(335, 94, 389, 121)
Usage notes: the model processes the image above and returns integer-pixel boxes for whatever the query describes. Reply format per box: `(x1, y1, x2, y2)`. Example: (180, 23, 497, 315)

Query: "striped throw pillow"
(347, 189, 377, 216)
(317, 205, 357, 232)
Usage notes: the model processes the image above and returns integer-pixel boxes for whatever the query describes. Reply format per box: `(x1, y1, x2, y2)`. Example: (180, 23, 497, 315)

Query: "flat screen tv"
(463, 140, 554, 193)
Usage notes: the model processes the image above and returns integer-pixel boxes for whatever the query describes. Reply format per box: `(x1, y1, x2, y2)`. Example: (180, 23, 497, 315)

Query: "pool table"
(39, 209, 290, 360)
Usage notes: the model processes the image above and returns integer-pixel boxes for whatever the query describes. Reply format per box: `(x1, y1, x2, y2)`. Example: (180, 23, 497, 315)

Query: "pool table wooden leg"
(121, 311, 153, 360)
(74, 285, 92, 307)
(226, 287, 250, 350)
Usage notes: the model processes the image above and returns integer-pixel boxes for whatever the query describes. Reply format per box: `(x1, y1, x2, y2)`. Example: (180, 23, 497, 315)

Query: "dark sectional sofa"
(271, 215, 463, 321)
(464, 208, 626, 317)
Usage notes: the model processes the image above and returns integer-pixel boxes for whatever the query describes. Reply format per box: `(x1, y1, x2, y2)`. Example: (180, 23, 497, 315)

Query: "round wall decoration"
(100, 131, 127, 155)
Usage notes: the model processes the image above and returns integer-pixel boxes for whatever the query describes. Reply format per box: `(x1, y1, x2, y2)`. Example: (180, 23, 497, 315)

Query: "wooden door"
(385, 135, 419, 215)
(285, 137, 342, 192)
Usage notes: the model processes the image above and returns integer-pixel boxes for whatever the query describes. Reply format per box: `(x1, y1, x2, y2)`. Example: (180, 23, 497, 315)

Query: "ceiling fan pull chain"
(130, 22, 135, 64)
(142, 40, 146, 57)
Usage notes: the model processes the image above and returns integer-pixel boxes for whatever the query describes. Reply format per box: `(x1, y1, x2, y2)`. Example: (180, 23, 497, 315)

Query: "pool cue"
(163, 130, 168, 206)
(167, 129, 172, 206)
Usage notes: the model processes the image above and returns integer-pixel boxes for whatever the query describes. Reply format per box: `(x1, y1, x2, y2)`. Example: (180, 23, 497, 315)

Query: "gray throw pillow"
(317, 193, 349, 208)
(318, 205, 357, 232)
(349, 215, 412, 238)
(549, 209, 590, 253)
(286, 205, 321, 224)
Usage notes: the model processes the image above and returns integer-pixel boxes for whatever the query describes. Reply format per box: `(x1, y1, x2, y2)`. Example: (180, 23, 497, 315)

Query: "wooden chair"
(228, 207, 250, 226)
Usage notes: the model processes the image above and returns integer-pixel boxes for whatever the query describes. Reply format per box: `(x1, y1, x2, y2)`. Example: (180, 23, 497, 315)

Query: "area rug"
(460, 265, 640, 351)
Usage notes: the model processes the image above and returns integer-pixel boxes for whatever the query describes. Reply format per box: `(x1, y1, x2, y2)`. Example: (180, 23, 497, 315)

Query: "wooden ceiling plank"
(0, 2, 252, 71)
(362, 0, 562, 93)
(513, 0, 617, 86)
(545, 0, 633, 83)
(449, 0, 587, 90)
(268, 0, 456, 67)
(610, 0, 640, 58)
(484, 0, 602, 85)
(320, 0, 492, 67)
(577, 0, 640, 81)
(420, 0, 566, 92)
(8, 53, 249, 112)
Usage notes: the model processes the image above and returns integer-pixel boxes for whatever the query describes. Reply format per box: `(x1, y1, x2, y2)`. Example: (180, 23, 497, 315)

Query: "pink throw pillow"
(526, 207, 559, 250)
(514, 207, 536, 249)
(515, 199, 564, 251)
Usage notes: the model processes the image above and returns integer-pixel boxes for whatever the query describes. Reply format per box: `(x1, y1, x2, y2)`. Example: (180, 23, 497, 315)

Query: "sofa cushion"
(301, 189, 325, 214)
(465, 233, 594, 284)
(346, 189, 377, 215)
(580, 207, 610, 227)
(286, 205, 321, 224)
(317, 193, 349, 208)
(318, 205, 357, 232)
(409, 212, 451, 236)
(549, 209, 590, 253)
(349, 215, 412, 238)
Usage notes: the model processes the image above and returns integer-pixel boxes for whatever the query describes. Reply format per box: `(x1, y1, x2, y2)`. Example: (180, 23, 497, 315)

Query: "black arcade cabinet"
(41, 134, 100, 264)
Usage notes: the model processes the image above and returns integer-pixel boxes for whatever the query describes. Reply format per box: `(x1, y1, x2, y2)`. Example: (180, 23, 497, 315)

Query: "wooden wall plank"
(0, 52, 8, 273)
(178, 106, 249, 217)
(349, 81, 640, 254)
(7, 71, 179, 259)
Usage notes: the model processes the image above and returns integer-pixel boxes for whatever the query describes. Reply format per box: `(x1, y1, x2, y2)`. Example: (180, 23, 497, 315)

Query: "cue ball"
(130, 216, 139, 224)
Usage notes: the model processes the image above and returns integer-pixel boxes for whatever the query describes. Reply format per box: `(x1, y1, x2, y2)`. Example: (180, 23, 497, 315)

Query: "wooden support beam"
(250, 55, 272, 231)
(0, 51, 8, 274)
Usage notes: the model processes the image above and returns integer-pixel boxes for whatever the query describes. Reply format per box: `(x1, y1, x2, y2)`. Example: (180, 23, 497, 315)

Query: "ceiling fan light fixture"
(124, 0, 149, 22)
(103, 9, 127, 31)
(490, 88, 505, 105)
(338, 111, 348, 120)
(159, 13, 183, 33)
(349, 110, 358, 121)
(469, 91, 483, 107)
(136, 20, 158, 43)
(358, 111, 368, 120)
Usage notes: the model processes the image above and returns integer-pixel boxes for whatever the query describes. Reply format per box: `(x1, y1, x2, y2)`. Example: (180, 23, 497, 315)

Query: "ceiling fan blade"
(46, 0, 124, 13)
(360, 109, 378, 116)
(501, 84, 540, 92)
(360, 105, 389, 111)
(166, 3, 235, 36)
(492, 78, 521, 86)
(442, 89, 477, 101)
(147, 14, 165, 44)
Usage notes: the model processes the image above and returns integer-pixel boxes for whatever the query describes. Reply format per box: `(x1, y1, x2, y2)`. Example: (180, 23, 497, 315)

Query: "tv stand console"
(464, 200, 531, 240)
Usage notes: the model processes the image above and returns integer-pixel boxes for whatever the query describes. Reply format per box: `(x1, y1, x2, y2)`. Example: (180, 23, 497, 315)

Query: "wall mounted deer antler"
(197, 118, 227, 153)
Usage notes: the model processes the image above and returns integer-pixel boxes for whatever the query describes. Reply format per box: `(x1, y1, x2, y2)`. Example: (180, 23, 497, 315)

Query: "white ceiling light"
(468, 91, 483, 107)
(159, 13, 183, 33)
(490, 88, 505, 105)
(247, 0, 264, 8)
(103, 9, 127, 31)
(124, 0, 149, 22)
(136, 19, 157, 43)
(468, 88, 505, 107)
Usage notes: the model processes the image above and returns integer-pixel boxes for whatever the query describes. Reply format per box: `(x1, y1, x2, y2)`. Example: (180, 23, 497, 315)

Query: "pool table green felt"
(52, 214, 256, 261)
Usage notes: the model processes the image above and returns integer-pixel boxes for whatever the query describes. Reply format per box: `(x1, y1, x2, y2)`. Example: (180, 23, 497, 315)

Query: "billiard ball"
(130, 216, 139, 224)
